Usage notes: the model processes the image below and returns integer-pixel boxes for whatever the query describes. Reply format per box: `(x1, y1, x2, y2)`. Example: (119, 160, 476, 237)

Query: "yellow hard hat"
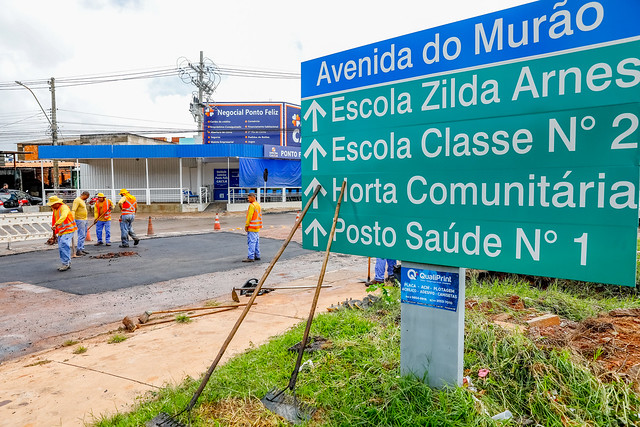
(96, 193, 105, 198)
(119, 188, 128, 195)
(47, 195, 64, 206)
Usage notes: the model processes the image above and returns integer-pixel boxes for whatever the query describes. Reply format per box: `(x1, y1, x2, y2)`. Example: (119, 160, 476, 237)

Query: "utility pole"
(196, 52, 204, 196)
(49, 77, 59, 191)
(178, 51, 220, 201)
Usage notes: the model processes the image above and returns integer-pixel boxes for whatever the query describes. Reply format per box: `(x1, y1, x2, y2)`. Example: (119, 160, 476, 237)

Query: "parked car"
(0, 193, 24, 213)
(1, 189, 43, 206)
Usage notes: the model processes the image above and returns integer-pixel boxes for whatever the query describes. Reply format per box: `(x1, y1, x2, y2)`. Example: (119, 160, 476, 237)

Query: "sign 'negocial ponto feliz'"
(300, 0, 640, 286)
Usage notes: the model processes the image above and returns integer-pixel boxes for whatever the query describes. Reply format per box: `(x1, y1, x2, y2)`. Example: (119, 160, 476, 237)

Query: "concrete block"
(526, 313, 560, 328)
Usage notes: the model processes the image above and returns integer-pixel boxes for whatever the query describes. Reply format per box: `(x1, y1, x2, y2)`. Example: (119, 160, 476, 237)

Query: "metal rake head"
(147, 412, 187, 427)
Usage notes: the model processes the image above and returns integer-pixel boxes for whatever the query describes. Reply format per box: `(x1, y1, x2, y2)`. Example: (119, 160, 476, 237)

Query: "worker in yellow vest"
(47, 196, 78, 271)
(117, 188, 139, 248)
(93, 193, 113, 246)
(243, 192, 262, 262)
(71, 191, 90, 256)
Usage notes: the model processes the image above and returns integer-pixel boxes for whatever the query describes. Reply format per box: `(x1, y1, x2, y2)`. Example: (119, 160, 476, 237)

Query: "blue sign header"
(302, 0, 640, 98)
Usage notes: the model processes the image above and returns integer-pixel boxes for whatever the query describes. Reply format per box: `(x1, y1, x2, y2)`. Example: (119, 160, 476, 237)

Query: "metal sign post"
(400, 263, 465, 387)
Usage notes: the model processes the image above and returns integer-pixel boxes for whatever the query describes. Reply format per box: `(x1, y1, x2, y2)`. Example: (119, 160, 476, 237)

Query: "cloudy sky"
(0, 0, 530, 150)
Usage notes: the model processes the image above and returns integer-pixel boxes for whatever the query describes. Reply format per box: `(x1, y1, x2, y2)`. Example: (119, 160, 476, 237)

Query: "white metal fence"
(228, 187, 302, 203)
(0, 213, 51, 249)
(44, 187, 211, 205)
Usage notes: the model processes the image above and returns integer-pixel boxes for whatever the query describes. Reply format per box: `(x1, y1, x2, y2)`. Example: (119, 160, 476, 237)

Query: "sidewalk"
(0, 265, 369, 426)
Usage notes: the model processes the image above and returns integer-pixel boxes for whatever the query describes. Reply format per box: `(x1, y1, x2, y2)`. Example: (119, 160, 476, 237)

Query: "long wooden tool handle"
(150, 303, 252, 315)
(139, 307, 238, 327)
(184, 184, 323, 413)
(87, 210, 107, 230)
(233, 285, 332, 292)
(287, 179, 346, 391)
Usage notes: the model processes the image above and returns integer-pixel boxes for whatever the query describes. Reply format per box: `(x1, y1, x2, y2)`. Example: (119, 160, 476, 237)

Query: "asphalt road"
(3, 232, 310, 295)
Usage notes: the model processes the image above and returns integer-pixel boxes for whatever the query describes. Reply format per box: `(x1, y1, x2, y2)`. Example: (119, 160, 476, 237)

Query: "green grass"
(175, 314, 192, 323)
(108, 334, 128, 344)
(62, 339, 79, 347)
(94, 279, 640, 426)
(466, 273, 640, 321)
(73, 346, 88, 355)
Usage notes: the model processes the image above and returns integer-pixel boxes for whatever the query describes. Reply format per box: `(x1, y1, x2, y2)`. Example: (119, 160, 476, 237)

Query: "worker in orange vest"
(243, 192, 262, 262)
(93, 193, 113, 246)
(47, 196, 78, 271)
(117, 188, 139, 248)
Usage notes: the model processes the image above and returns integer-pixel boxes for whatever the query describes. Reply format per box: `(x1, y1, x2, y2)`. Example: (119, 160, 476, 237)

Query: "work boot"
(105, 243, 111, 246)
(133, 238, 140, 246)
(119, 244, 129, 248)
(76, 250, 84, 256)
(255, 257, 261, 261)
(96, 241, 103, 245)
(58, 264, 70, 271)
(81, 250, 89, 255)
(242, 258, 255, 262)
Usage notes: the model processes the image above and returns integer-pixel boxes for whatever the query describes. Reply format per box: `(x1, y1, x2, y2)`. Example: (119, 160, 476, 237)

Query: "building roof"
(39, 143, 265, 159)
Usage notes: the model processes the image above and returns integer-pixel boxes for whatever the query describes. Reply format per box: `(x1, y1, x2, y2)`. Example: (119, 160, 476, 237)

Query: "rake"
(261, 180, 346, 424)
(147, 185, 323, 427)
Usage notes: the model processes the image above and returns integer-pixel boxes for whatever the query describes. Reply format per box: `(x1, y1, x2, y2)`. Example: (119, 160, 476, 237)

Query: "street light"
(15, 80, 59, 191)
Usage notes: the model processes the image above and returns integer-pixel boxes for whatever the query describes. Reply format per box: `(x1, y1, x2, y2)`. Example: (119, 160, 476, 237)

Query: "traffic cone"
(295, 211, 301, 228)
(214, 213, 221, 231)
(86, 227, 92, 241)
(146, 216, 156, 236)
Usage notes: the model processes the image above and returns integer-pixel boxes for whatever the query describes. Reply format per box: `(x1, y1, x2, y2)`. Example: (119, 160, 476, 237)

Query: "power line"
(0, 63, 300, 91)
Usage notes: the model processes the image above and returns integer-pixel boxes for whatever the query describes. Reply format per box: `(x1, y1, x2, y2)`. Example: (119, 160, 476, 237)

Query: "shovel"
(261, 180, 346, 424)
(231, 285, 332, 303)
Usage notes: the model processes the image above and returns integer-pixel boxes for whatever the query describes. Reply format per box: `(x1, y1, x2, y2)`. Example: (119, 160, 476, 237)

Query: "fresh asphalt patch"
(2, 232, 310, 295)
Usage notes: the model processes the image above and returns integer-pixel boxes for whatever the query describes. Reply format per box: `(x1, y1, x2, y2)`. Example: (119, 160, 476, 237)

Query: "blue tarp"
(239, 158, 301, 187)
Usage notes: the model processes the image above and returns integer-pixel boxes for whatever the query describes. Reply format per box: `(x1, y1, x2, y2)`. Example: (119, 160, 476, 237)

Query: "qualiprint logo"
(407, 269, 417, 280)
(291, 114, 300, 127)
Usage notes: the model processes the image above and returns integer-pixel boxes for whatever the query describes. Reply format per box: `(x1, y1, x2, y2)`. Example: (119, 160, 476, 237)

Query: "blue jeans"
(375, 258, 396, 281)
(58, 233, 73, 266)
(247, 231, 260, 260)
(120, 214, 138, 245)
(96, 220, 111, 243)
(75, 220, 87, 251)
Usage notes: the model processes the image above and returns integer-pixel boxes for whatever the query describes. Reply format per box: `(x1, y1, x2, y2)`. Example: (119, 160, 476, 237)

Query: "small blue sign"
(401, 267, 459, 312)
(264, 145, 301, 159)
(213, 168, 239, 200)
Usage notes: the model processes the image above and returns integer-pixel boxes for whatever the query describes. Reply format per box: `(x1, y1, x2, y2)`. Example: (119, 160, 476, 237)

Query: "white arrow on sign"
(303, 139, 327, 171)
(304, 178, 327, 209)
(304, 218, 327, 247)
(303, 100, 326, 133)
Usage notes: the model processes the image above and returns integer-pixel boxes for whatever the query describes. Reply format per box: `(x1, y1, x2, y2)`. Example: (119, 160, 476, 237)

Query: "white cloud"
(0, 0, 531, 150)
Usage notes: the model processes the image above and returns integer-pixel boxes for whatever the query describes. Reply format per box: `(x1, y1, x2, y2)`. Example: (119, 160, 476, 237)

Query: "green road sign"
(301, 1, 640, 286)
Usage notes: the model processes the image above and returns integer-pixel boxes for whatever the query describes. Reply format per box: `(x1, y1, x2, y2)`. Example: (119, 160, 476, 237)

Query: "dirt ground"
(531, 309, 640, 387)
(469, 295, 640, 390)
